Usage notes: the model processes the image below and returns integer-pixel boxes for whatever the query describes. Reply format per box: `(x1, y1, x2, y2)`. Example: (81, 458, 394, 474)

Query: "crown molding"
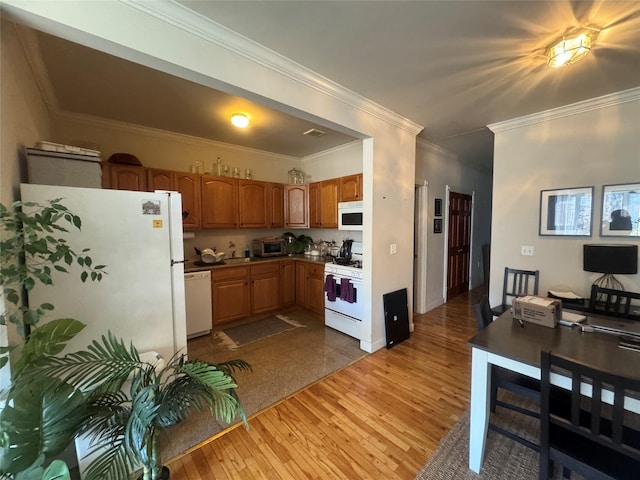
(51, 110, 300, 162)
(489, 86, 640, 133)
(124, 0, 423, 137)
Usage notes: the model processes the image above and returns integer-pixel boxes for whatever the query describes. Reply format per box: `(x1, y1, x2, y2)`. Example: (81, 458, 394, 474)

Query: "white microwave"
(338, 201, 363, 231)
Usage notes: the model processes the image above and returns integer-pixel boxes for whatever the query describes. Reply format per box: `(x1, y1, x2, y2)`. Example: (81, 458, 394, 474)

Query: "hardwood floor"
(167, 288, 484, 479)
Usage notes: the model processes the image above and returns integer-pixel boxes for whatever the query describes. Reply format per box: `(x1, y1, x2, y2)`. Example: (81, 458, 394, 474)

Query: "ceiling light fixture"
(546, 31, 593, 68)
(230, 113, 250, 128)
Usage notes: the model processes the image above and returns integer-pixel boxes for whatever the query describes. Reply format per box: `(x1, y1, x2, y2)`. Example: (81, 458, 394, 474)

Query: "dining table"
(467, 310, 640, 473)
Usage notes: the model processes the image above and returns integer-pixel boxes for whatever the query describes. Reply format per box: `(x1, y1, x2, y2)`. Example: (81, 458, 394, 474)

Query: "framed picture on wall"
(600, 182, 640, 237)
(434, 198, 442, 217)
(434, 218, 442, 234)
(539, 186, 593, 236)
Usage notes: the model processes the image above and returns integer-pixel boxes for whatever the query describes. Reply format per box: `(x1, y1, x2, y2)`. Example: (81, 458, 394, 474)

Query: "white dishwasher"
(184, 270, 212, 339)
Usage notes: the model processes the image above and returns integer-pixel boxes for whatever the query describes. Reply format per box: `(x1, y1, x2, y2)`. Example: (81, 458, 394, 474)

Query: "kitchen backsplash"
(184, 228, 363, 261)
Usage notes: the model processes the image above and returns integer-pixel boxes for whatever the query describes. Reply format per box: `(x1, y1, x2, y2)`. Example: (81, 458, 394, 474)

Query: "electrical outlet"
(521, 245, 534, 256)
(390, 243, 397, 255)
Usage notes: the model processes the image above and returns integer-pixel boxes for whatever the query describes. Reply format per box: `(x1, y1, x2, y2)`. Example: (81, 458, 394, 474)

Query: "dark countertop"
(184, 254, 332, 272)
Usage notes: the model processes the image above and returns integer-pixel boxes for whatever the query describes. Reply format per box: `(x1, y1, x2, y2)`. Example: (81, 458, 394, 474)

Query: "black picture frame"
(434, 198, 442, 217)
(600, 182, 640, 237)
(539, 186, 593, 236)
(434, 218, 442, 234)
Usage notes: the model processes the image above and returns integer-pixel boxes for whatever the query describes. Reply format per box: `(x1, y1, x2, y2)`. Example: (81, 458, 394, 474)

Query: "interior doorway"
(446, 191, 472, 299)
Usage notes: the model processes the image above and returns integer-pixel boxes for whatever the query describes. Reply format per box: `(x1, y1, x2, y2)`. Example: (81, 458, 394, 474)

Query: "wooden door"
(307, 263, 326, 314)
(447, 192, 472, 299)
(201, 176, 238, 228)
(212, 267, 249, 324)
(238, 179, 267, 228)
(268, 183, 285, 228)
(280, 260, 295, 306)
(284, 184, 309, 228)
(295, 261, 308, 307)
(320, 179, 339, 228)
(250, 263, 280, 314)
(147, 168, 173, 191)
(174, 172, 201, 230)
(308, 182, 321, 228)
(108, 164, 147, 191)
(340, 174, 362, 202)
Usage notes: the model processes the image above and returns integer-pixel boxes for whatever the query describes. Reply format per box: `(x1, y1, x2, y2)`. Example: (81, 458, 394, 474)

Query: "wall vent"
(303, 128, 327, 137)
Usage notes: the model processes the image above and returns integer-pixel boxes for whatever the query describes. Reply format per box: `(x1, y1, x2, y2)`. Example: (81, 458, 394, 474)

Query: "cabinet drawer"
(212, 266, 249, 281)
(250, 262, 280, 276)
(306, 263, 325, 278)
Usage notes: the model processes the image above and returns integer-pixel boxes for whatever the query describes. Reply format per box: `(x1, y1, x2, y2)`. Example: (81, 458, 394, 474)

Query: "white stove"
(324, 241, 363, 340)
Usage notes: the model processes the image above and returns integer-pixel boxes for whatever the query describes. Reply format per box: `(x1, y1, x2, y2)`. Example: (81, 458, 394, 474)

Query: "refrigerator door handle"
(171, 259, 187, 266)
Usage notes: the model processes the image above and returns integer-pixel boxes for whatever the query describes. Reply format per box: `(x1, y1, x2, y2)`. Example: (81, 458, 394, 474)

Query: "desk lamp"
(583, 244, 638, 290)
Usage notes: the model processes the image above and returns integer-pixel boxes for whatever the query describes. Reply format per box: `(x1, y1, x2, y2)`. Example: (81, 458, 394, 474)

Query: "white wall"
(2, 1, 422, 353)
(415, 139, 493, 311)
(489, 89, 640, 308)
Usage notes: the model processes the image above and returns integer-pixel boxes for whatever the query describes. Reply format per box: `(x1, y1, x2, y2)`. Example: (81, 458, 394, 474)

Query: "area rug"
(415, 392, 583, 479)
(214, 314, 305, 350)
(161, 309, 367, 462)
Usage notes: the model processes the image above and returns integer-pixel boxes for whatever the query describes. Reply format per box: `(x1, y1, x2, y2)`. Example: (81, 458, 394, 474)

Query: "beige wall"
(489, 89, 640, 308)
(0, 20, 51, 206)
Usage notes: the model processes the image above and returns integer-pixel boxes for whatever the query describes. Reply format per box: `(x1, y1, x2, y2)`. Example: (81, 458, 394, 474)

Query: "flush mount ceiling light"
(230, 113, 250, 128)
(546, 31, 594, 68)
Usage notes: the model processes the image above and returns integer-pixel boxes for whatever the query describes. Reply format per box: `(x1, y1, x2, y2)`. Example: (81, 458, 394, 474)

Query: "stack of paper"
(559, 311, 586, 327)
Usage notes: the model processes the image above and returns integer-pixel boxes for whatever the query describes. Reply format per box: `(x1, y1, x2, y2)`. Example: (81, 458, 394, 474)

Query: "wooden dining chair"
(491, 267, 539, 317)
(539, 350, 640, 480)
(589, 285, 640, 319)
(475, 296, 540, 451)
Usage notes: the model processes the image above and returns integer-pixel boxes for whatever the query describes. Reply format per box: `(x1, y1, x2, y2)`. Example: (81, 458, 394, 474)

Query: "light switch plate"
(521, 245, 534, 256)
(390, 243, 397, 255)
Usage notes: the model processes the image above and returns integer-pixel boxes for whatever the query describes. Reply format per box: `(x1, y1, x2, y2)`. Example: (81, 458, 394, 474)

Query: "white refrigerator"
(20, 183, 187, 361)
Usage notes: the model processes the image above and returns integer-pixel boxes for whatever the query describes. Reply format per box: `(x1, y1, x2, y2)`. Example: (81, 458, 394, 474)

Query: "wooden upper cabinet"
(309, 179, 339, 228)
(173, 172, 201, 230)
(104, 164, 147, 191)
(147, 168, 173, 191)
(238, 179, 268, 228)
(308, 182, 321, 228)
(201, 176, 238, 228)
(340, 174, 363, 202)
(320, 179, 339, 228)
(268, 183, 285, 228)
(284, 184, 309, 228)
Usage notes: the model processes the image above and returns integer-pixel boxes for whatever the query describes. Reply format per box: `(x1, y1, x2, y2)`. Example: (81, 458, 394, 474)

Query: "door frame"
(442, 185, 476, 302)
(413, 183, 428, 314)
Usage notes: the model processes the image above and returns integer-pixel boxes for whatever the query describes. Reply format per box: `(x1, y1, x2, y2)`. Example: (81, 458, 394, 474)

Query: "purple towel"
(340, 278, 356, 303)
(324, 274, 337, 301)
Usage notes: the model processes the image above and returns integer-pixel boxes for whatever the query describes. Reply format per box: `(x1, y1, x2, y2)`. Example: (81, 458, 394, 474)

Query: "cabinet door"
(320, 179, 339, 228)
(174, 172, 201, 230)
(201, 176, 238, 228)
(280, 260, 295, 307)
(250, 263, 280, 314)
(108, 164, 147, 191)
(307, 263, 326, 314)
(212, 267, 249, 324)
(284, 184, 309, 228)
(268, 183, 285, 228)
(147, 168, 173, 191)
(308, 182, 321, 228)
(295, 262, 308, 307)
(238, 180, 268, 228)
(340, 174, 362, 202)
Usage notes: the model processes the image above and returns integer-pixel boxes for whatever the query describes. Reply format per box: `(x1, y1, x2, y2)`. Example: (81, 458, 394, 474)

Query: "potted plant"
(1, 199, 106, 479)
(0, 200, 250, 480)
(28, 333, 251, 480)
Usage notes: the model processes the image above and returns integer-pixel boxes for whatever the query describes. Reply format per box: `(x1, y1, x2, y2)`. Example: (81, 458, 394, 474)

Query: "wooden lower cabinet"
(307, 263, 325, 314)
(210, 259, 324, 325)
(294, 261, 325, 315)
(250, 263, 280, 314)
(211, 266, 250, 325)
(280, 260, 295, 307)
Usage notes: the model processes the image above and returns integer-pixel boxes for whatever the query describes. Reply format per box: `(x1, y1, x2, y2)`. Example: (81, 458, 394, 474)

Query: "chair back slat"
(589, 285, 640, 319)
(502, 267, 539, 305)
